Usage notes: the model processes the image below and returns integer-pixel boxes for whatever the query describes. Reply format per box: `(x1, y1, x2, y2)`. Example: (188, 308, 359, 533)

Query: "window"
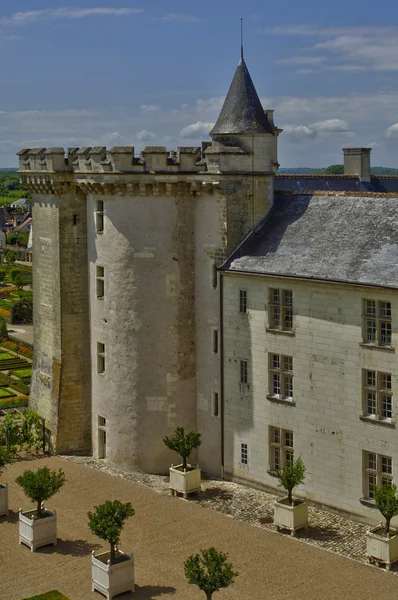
(362, 369, 393, 421)
(269, 426, 294, 471)
(96, 200, 104, 232)
(269, 288, 293, 330)
(212, 329, 219, 354)
(268, 354, 293, 400)
(363, 451, 393, 499)
(212, 263, 218, 289)
(239, 289, 247, 313)
(96, 265, 104, 299)
(212, 392, 219, 417)
(240, 442, 248, 466)
(98, 415, 106, 459)
(240, 359, 248, 384)
(363, 299, 392, 346)
(97, 342, 105, 374)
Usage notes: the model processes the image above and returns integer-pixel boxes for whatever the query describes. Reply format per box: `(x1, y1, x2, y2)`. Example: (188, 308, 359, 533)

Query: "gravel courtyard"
(1, 454, 398, 600)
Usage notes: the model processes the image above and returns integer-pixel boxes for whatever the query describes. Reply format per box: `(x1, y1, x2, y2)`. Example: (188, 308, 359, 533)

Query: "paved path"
(1, 455, 398, 600)
(6, 323, 33, 345)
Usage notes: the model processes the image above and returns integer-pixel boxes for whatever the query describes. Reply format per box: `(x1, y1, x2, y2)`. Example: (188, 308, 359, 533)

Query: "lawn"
(0, 352, 13, 360)
(22, 592, 70, 600)
(13, 368, 32, 379)
(0, 387, 15, 398)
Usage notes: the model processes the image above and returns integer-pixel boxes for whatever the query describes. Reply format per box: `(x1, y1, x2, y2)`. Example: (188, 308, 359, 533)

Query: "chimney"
(343, 147, 371, 182)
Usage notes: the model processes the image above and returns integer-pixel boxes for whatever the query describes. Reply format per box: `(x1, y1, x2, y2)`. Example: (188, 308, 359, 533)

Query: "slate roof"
(275, 175, 398, 194)
(222, 193, 398, 289)
(210, 57, 273, 136)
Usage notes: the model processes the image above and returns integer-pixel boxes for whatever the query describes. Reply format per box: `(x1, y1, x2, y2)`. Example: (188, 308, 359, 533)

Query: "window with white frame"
(96, 200, 104, 232)
(97, 342, 105, 374)
(240, 359, 248, 384)
(363, 451, 393, 499)
(239, 289, 247, 313)
(240, 442, 248, 466)
(363, 299, 392, 346)
(96, 265, 104, 298)
(269, 426, 294, 471)
(362, 369, 393, 421)
(269, 288, 293, 330)
(269, 353, 293, 400)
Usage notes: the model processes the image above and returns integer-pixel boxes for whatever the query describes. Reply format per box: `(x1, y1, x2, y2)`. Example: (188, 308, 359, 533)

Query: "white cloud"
(141, 105, 161, 113)
(277, 56, 326, 65)
(158, 14, 201, 23)
(179, 121, 214, 139)
(310, 119, 350, 133)
(386, 123, 398, 138)
(102, 132, 124, 144)
(196, 97, 225, 114)
(282, 125, 316, 142)
(136, 130, 156, 141)
(0, 7, 142, 27)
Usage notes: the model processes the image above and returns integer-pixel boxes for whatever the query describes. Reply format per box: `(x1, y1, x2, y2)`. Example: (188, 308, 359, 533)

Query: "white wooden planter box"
(274, 498, 308, 536)
(366, 525, 398, 570)
(92, 550, 134, 600)
(0, 483, 8, 517)
(169, 464, 201, 498)
(19, 507, 57, 551)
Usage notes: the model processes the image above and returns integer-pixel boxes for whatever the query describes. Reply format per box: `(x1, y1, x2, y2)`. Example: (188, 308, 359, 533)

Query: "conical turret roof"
(210, 57, 273, 136)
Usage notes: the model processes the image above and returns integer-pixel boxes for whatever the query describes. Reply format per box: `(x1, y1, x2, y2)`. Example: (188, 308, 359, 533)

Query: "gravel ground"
(1, 454, 398, 600)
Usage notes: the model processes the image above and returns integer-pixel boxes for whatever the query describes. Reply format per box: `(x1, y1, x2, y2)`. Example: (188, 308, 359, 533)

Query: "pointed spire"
(210, 55, 273, 136)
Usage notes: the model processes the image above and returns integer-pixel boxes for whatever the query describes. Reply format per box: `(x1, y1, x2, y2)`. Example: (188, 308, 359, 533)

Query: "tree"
(0, 316, 8, 341)
(10, 299, 33, 324)
(163, 427, 201, 471)
(5, 251, 16, 265)
(184, 547, 238, 600)
(88, 500, 135, 564)
(0, 270, 6, 284)
(16, 467, 65, 518)
(374, 483, 398, 535)
(10, 269, 20, 282)
(14, 274, 23, 290)
(277, 456, 306, 506)
(0, 446, 11, 479)
(323, 164, 344, 174)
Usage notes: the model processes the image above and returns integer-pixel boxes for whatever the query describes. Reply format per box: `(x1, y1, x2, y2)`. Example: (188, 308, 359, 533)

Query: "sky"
(1, 0, 398, 167)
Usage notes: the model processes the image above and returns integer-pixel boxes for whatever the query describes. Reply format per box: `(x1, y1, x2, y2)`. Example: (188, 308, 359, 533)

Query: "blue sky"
(2, 0, 398, 167)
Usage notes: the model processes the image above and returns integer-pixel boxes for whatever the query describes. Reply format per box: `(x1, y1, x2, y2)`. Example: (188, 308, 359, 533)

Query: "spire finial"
(240, 18, 244, 59)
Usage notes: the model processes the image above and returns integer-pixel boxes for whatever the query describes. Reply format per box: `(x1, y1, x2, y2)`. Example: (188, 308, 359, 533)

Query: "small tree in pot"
(16, 467, 65, 551)
(184, 547, 238, 600)
(274, 456, 308, 535)
(0, 446, 12, 516)
(88, 500, 135, 597)
(367, 483, 398, 570)
(163, 427, 202, 497)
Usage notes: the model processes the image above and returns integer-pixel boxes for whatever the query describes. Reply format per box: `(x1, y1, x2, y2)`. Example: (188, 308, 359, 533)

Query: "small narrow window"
(97, 342, 105, 374)
(96, 200, 104, 232)
(239, 289, 247, 313)
(212, 329, 219, 354)
(96, 265, 105, 299)
(73, 214, 77, 225)
(212, 391, 219, 417)
(212, 263, 218, 289)
(98, 415, 106, 459)
(240, 359, 248, 384)
(240, 442, 248, 466)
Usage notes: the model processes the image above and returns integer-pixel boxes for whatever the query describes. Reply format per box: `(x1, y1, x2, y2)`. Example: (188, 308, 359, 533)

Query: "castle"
(18, 52, 398, 524)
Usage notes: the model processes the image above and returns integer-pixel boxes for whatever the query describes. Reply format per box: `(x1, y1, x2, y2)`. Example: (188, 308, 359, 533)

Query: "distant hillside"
(278, 166, 398, 175)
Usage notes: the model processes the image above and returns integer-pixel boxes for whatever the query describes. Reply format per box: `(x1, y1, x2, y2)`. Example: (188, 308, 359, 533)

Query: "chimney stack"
(343, 147, 371, 182)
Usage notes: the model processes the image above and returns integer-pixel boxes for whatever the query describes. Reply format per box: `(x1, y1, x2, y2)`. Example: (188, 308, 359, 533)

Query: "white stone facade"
(223, 273, 398, 524)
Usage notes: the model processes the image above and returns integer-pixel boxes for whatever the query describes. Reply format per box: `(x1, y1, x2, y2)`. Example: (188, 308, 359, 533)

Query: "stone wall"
(223, 273, 398, 523)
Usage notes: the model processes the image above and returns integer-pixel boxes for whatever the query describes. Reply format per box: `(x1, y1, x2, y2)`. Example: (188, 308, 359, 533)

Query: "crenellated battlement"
(17, 145, 206, 174)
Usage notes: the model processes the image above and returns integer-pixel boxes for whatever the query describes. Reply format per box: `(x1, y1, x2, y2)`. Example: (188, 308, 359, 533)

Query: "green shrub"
(163, 426, 201, 470)
(10, 299, 33, 324)
(8, 379, 29, 395)
(184, 547, 238, 600)
(0, 396, 28, 409)
(277, 456, 306, 505)
(13, 368, 32, 379)
(10, 269, 20, 282)
(0, 445, 11, 478)
(374, 483, 398, 535)
(88, 500, 135, 564)
(16, 467, 65, 518)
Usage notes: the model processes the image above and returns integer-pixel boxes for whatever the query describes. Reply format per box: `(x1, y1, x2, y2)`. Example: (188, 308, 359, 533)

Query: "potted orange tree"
(89, 500, 135, 598)
(163, 427, 201, 498)
(16, 466, 65, 551)
(366, 483, 398, 570)
(273, 456, 307, 536)
(184, 547, 238, 599)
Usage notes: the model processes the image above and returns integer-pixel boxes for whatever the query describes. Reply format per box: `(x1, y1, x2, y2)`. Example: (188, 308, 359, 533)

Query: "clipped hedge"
(0, 388, 15, 398)
(1, 339, 33, 358)
(0, 396, 26, 409)
(8, 378, 29, 395)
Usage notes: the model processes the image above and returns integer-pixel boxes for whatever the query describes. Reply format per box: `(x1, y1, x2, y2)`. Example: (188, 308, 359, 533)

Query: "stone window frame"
(240, 442, 249, 467)
(97, 342, 105, 374)
(96, 200, 104, 233)
(269, 426, 293, 473)
(268, 288, 293, 332)
(96, 265, 105, 299)
(362, 299, 393, 348)
(361, 368, 393, 423)
(240, 359, 248, 385)
(363, 451, 393, 500)
(267, 353, 293, 403)
(239, 289, 248, 314)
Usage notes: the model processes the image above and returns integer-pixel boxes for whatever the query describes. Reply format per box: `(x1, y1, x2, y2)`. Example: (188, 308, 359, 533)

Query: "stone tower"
(18, 54, 280, 474)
